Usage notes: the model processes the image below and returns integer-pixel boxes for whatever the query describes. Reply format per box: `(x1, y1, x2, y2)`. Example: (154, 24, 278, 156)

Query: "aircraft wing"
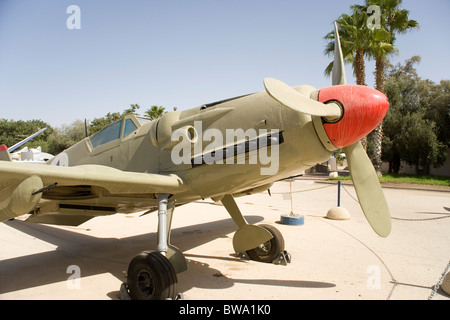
(0, 161, 186, 194)
(0, 161, 187, 224)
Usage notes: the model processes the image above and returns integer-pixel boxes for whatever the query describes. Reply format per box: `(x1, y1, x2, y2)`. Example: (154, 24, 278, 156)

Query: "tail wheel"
(246, 224, 285, 263)
(127, 251, 177, 300)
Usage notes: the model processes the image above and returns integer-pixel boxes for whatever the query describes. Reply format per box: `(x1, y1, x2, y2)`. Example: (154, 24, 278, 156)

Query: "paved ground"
(0, 176, 449, 300)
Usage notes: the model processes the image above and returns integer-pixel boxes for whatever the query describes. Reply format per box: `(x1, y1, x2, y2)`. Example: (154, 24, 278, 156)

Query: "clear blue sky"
(0, 0, 449, 127)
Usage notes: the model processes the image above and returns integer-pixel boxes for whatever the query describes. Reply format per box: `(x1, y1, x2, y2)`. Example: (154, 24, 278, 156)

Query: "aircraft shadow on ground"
(0, 215, 335, 298)
(177, 255, 335, 296)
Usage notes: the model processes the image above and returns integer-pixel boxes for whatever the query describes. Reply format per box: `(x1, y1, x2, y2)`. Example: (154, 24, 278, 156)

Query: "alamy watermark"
(367, 265, 381, 290)
(66, 5, 81, 30)
(170, 121, 280, 176)
(66, 265, 81, 290)
(367, 5, 381, 30)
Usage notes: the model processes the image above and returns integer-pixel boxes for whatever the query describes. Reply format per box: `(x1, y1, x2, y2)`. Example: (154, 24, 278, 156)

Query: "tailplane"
(0, 144, 12, 161)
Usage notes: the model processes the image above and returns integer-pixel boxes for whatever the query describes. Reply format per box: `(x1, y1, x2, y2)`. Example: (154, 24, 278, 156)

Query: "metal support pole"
(337, 180, 341, 207)
(157, 193, 169, 255)
(289, 179, 294, 215)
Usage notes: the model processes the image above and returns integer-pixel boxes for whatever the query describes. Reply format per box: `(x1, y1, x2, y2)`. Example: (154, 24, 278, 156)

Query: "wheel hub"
(137, 270, 155, 297)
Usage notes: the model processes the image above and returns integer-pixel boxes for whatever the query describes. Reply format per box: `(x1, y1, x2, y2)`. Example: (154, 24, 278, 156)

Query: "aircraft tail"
(0, 144, 12, 161)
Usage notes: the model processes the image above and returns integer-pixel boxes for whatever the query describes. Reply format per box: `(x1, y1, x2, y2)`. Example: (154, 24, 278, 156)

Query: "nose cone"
(318, 85, 389, 149)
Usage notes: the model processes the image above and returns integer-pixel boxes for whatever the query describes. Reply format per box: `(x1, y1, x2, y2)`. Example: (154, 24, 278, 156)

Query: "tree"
(384, 110, 446, 174)
(324, 5, 394, 151)
(46, 104, 145, 154)
(145, 105, 166, 120)
(425, 80, 450, 146)
(46, 120, 88, 155)
(89, 104, 141, 134)
(364, 0, 419, 93)
(0, 119, 52, 151)
(324, 8, 369, 86)
(123, 104, 141, 116)
(0, 103, 168, 156)
(383, 57, 447, 174)
(364, 0, 419, 175)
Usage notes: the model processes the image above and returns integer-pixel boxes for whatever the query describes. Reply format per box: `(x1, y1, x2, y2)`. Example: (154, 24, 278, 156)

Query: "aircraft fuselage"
(49, 86, 331, 206)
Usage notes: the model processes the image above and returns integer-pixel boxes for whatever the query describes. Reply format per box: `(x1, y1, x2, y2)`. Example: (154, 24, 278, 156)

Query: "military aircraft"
(0, 23, 390, 300)
(7, 127, 48, 153)
(4, 127, 54, 164)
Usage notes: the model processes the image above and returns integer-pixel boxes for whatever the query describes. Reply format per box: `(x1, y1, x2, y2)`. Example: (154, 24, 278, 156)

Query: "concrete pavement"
(0, 177, 449, 300)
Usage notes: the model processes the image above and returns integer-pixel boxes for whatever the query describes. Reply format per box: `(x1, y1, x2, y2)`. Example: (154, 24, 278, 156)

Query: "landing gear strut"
(220, 194, 288, 264)
(123, 194, 186, 300)
(121, 193, 289, 300)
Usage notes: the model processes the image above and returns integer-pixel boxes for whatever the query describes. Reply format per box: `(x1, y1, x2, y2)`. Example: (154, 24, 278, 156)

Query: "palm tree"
(324, 8, 369, 86)
(364, 0, 419, 175)
(145, 105, 167, 120)
(366, 0, 419, 92)
(324, 6, 394, 151)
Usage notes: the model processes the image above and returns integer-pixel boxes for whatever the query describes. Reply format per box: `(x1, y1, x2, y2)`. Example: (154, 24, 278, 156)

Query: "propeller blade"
(332, 21, 347, 86)
(264, 78, 342, 120)
(344, 141, 391, 237)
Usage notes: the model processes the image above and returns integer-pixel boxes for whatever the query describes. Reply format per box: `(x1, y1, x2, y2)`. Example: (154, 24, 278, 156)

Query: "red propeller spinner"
(318, 85, 389, 149)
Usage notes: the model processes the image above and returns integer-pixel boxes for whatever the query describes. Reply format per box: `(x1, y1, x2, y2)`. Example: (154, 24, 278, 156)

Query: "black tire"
(127, 251, 177, 300)
(246, 224, 285, 263)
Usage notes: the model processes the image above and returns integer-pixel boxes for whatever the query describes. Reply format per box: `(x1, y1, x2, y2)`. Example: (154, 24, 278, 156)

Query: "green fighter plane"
(0, 23, 390, 300)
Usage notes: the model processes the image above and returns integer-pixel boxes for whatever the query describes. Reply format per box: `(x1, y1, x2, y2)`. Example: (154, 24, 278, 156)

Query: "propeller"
(332, 21, 391, 237)
(344, 142, 391, 237)
(263, 22, 391, 237)
(331, 21, 347, 86)
(263, 78, 342, 121)
(263, 22, 345, 121)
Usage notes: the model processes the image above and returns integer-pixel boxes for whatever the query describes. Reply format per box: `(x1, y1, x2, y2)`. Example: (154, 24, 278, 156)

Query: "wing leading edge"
(0, 161, 187, 225)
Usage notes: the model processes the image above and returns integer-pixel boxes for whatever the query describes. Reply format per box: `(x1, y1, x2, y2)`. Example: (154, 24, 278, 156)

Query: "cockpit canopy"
(89, 115, 151, 148)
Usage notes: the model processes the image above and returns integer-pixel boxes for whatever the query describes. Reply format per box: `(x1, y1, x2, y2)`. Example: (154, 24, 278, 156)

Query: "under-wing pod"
(0, 176, 43, 221)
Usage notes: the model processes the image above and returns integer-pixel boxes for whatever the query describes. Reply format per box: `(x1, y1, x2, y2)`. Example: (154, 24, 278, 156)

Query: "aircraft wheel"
(127, 251, 177, 300)
(246, 224, 285, 263)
